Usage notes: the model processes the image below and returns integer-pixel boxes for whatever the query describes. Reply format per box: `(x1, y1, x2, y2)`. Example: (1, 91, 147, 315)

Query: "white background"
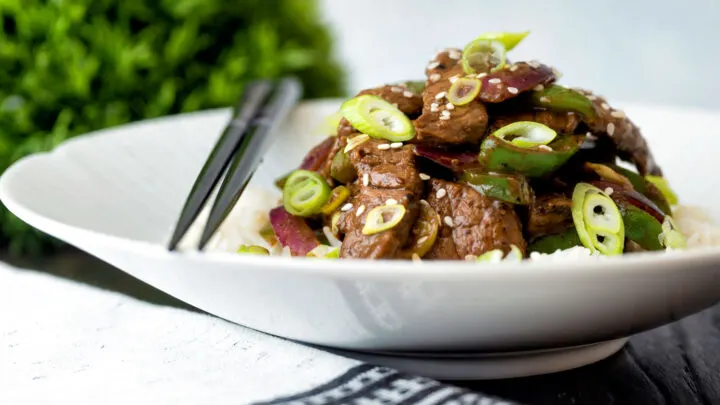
(321, 0, 720, 109)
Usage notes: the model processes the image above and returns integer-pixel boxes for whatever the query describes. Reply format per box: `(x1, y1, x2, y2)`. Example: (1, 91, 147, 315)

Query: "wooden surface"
(7, 249, 720, 405)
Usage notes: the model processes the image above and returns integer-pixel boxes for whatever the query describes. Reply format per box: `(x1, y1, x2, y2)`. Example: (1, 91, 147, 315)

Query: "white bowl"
(3, 100, 720, 378)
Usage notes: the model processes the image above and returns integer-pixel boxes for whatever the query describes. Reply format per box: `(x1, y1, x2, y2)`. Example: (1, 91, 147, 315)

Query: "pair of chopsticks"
(167, 78, 302, 251)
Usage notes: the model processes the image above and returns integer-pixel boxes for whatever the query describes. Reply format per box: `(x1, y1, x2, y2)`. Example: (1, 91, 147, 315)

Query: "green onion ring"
(461, 38, 506, 75)
(362, 204, 406, 235)
(341, 95, 415, 142)
(282, 170, 331, 217)
(492, 121, 557, 148)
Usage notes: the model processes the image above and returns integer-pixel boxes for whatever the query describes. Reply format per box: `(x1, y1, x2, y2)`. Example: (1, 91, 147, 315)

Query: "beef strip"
(337, 139, 423, 259)
(336, 84, 424, 139)
(490, 110, 581, 134)
(424, 179, 526, 259)
(318, 135, 348, 181)
(299, 136, 335, 172)
(413, 49, 489, 145)
(573, 89, 661, 176)
(526, 194, 574, 239)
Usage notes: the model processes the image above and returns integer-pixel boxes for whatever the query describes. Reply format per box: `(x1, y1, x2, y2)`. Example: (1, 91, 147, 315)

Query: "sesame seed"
(362, 173, 369, 186)
(439, 115, 450, 121)
(436, 188, 447, 199)
(528, 60, 541, 68)
(385, 198, 398, 205)
(539, 96, 550, 103)
(534, 84, 544, 91)
(464, 254, 477, 261)
(607, 122, 615, 136)
(344, 134, 370, 153)
(444, 216, 455, 227)
(488, 78, 501, 84)
(429, 73, 441, 82)
(340, 203, 353, 212)
(507, 87, 519, 94)
(417, 236, 428, 245)
(611, 110, 626, 118)
(355, 205, 366, 217)
(601, 103, 610, 110)
(427, 61, 440, 70)
(604, 187, 614, 196)
(435, 91, 447, 100)
(419, 173, 431, 180)
(390, 142, 403, 149)
(568, 111, 576, 116)
(538, 145, 553, 151)
(449, 75, 460, 83)
(448, 49, 461, 60)
(390, 86, 403, 93)
(430, 103, 439, 112)
(403, 90, 414, 98)
(377, 143, 391, 150)
(476, 72, 488, 79)
(510, 64, 519, 72)
(446, 103, 455, 110)
(587, 95, 598, 100)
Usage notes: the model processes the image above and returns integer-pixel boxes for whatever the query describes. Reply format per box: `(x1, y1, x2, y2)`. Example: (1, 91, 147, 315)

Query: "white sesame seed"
(449, 75, 460, 83)
(587, 95, 598, 100)
(507, 87, 519, 94)
(528, 60, 540, 68)
(355, 205, 366, 217)
(601, 103, 610, 110)
(510, 64, 519, 72)
(539, 96, 550, 103)
(534, 84, 545, 91)
(419, 173, 431, 180)
(390, 86, 403, 93)
(568, 111, 576, 116)
(362, 173, 369, 186)
(464, 254, 477, 261)
(488, 78, 501, 84)
(403, 90, 414, 98)
(611, 110, 626, 118)
(435, 91, 447, 100)
(427, 61, 440, 70)
(448, 49, 461, 60)
(390, 142, 403, 149)
(446, 103, 455, 110)
(439, 115, 450, 121)
(340, 203, 353, 212)
(417, 236, 428, 245)
(607, 122, 615, 136)
(604, 187, 614, 196)
(444, 216, 455, 227)
(440, 110, 451, 119)
(385, 198, 398, 205)
(429, 73, 441, 82)
(377, 143, 391, 150)
(344, 134, 370, 153)
(436, 188, 447, 199)
(538, 145, 553, 151)
(476, 72, 488, 79)
(430, 103, 439, 112)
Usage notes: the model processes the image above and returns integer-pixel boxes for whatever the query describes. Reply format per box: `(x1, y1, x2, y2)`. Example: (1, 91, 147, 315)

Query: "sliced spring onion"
(492, 121, 557, 148)
(645, 175, 679, 206)
(476, 31, 530, 51)
(448, 77, 482, 106)
(461, 39, 506, 75)
(313, 111, 344, 136)
(344, 134, 370, 153)
(237, 245, 270, 255)
(402, 200, 440, 258)
(362, 204, 406, 235)
(330, 150, 356, 183)
(331, 211, 341, 235)
(659, 216, 687, 250)
(320, 186, 350, 215)
(306, 244, 340, 259)
(258, 222, 278, 246)
(476, 244, 524, 263)
(505, 245, 524, 261)
(571, 182, 625, 255)
(282, 170, 332, 217)
(341, 95, 415, 142)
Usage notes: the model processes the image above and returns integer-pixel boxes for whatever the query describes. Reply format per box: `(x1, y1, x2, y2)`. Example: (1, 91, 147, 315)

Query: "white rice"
(181, 188, 720, 261)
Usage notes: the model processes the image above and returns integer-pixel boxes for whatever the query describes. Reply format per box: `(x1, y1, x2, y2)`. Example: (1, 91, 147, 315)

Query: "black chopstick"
(167, 78, 302, 251)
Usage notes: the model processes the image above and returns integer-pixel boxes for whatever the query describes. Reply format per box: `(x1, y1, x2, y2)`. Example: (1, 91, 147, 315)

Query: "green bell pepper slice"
(478, 135, 583, 177)
(616, 200, 664, 251)
(528, 228, 582, 254)
(461, 170, 532, 205)
(530, 84, 597, 119)
(609, 164, 671, 215)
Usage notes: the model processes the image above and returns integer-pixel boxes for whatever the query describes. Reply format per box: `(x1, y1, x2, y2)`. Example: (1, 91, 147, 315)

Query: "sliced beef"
(424, 179, 526, 259)
(490, 110, 580, 135)
(414, 50, 489, 145)
(526, 194, 574, 239)
(336, 84, 424, 138)
(299, 136, 335, 172)
(478, 62, 556, 103)
(573, 89, 661, 176)
(337, 139, 423, 259)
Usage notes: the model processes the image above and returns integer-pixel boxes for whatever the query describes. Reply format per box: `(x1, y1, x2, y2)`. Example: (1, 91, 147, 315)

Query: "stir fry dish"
(255, 31, 686, 260)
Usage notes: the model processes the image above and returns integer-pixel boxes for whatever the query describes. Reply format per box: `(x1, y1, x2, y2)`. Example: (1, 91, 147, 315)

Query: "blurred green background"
(0, 0, 345, 256)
